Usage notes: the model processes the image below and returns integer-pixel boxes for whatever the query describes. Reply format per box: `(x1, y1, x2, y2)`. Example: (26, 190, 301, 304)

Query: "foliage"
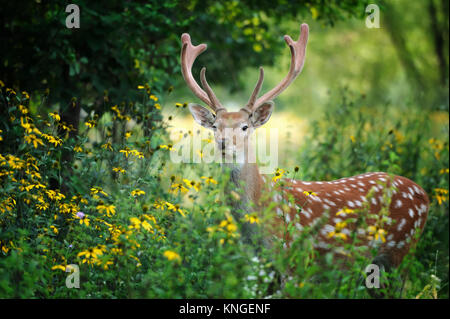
(0, 83, 447, 298)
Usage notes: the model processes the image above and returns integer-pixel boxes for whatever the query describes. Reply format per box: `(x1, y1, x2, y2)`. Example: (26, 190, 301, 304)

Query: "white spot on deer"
(333, 218, 342, 223)
(285, 213, 291, 223)
(357, 182, 365, 187)
(274, 194, 282, 202)
(303, 182, 312, 185)
(395, 199, 403, 208)
(301, 209, 311, 219)
(323, 198, 336, 206)
(314, 241, 329, 249)
(408, 208, 414, 218)
(397, 218, 406, 231)
(344, 187, 351, 191)
(397, 179, 403, 185)
(311, 196, 322, 202)
(295, 223, 303, 231)
(347, 201, 355, 208)
(397, 241, 405, 249)
(419, 204, 428, 215)
(350, 184, 357, 188)
(371, 198, 377, 205)
(387, 241, 397, 248)
(387, 234, 394, 241)
(276, 207, 283, 216)
(369, 180, 376, 184)
(342, 228, 351, 236)
(321, 224, 335, 236)
(323, 204, 330, 210)
(355, 200, 362, 207)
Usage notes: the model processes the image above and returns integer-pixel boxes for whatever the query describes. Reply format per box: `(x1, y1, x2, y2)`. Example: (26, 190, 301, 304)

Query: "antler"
(180, 33, 226, 113)
(247, 23, 309, 111)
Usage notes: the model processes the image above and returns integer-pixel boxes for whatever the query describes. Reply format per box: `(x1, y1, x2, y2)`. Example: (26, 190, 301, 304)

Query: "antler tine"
(180, 33, 212, 107)
(181, 33, 225, 113)
(246, 67, 264, 108)
(253, 23, 309, 110)
(200, 67, 225, 113)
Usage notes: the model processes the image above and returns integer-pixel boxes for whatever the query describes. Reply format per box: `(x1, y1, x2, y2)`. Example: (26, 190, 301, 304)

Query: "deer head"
(181, 24, 309, 160)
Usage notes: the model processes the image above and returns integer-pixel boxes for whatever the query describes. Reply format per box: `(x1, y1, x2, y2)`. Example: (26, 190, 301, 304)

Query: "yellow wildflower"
(163, 250, 181, 263)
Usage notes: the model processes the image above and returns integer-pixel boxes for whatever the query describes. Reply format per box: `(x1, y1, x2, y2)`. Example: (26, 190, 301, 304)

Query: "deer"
(180, 23, 429, 288)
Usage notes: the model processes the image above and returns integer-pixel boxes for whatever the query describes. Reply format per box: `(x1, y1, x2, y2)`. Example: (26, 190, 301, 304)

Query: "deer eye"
(242, 125, 248, 131)
(212, 125, 217, 130)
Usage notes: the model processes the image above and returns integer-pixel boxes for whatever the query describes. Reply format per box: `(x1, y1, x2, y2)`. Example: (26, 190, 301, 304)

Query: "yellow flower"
(85, 120, 96, 128)
(125, 131, 132, 140)
(201, 176, 218, 185)
(183, 179, 200, 191)
(169, 183, 189, 195)
(440, 168, 449, 175)
(49, 112, 61, 122)
(336, 207, 355, 216)
(24, 134, 44, 148)
(434, 188, 449, 205)
(90, 186, 108, 197)
(137, 85, 145, 89)
(367, 225, 387, 243)
(244, 214, 259, 224)
(303, 191, 317, 196)
(113, 167, 126, 174)
(327, 221, 348, 240)
(97, 204, 116, 217)
(350, 135, 356, 143)
(74, 145, 83, 152)
(79, 216, 90, 226)
(165, 202, 186, 217)
(51, 265, 67, 271)
(272, 168, 285, 182)
(131, 189, 145, 197)
(77, 247, 104, 264)
(101, 142, 113, 151)
(153, 200, 166, 210)
(163, 250, 181, 262)
(159, 144, 174, 151)
(154, 103, 161, 110)
(50, 225, 59, 234)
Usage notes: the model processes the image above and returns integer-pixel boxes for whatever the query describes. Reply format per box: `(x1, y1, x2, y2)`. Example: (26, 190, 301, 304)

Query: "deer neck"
(223, 151, 264, 210)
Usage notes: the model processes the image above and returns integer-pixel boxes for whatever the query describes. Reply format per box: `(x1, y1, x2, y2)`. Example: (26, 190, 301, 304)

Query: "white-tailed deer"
(180, 23, 429, 273)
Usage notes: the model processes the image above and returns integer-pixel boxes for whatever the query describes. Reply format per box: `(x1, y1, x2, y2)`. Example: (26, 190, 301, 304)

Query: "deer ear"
(188, 103, 215, 128)
(251, 101, 274, 127)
